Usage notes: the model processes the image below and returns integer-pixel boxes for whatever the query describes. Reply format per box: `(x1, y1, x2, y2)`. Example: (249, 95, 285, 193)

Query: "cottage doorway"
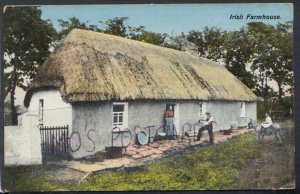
(166, 103, 179, 136)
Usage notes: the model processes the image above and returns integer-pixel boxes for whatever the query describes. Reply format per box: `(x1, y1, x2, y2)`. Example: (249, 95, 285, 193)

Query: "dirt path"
(231, 124, 295, 189)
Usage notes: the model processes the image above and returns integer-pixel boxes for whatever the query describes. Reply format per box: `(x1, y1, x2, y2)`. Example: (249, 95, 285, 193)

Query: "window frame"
(199, 102, 206, 116)
(39, 99, 44, 126)
(240, 102, 246, 118)
(112, 102, 128, 130)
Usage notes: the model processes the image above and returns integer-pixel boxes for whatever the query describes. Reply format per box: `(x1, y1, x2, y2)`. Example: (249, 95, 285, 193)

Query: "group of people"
(165, 106, 215, 142)
(165, 105, 274, 142)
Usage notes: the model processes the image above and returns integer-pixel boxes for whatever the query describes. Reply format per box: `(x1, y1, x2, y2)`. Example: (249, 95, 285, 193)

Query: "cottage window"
(240, 102, 246, 118)
(199, 102, 206, 116)
(39, 99, 44, 126)
(113, 102, 128, 130)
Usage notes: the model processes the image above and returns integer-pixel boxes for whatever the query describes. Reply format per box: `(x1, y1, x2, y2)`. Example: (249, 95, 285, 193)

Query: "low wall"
(4, 113, 42, 166)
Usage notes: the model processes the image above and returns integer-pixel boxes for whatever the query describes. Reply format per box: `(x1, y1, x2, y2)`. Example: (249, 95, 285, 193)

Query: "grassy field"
(4, 126, 294, 191)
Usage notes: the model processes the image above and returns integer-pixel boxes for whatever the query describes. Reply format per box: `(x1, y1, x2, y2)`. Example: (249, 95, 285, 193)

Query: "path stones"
(124, 151, 137, 156)
(149, 143, 159, 148)
(140, 150, 153, 157)
(126, 145, 137, 151)
(59, 127, 251, 175)
(132, 154, 143, 159)
(153, 149, 163, 155)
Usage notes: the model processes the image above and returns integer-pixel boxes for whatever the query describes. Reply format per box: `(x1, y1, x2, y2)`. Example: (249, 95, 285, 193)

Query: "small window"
(39, 99, 44, 126)
(199, 102, 206, 116)
(112, 102, 128, 129)
(240, 102, 246, 118)
(113, 105, 124, 112)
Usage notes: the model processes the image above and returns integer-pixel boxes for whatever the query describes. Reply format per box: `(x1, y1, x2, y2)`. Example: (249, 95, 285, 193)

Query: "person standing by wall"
(165, 106, 175, 139)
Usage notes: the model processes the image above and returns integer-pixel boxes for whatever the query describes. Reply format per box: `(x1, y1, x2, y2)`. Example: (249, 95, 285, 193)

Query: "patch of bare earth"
(44, 166, 86, 184)
(231, 125, 295, 190)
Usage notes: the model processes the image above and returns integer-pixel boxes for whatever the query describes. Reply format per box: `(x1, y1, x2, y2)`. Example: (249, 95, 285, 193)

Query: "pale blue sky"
(40, 3, 293, 35)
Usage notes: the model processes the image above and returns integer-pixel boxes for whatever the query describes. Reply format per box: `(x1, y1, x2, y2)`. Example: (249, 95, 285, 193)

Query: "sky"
(40, 3, 293, 35)
(12, 3, 293, 106)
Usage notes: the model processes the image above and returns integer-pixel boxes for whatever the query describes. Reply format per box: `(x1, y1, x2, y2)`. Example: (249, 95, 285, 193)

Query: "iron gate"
(40, 125, 70, 162)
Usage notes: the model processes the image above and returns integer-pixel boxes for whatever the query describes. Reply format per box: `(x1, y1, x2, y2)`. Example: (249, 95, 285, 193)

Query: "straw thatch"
(24, 29, 257, 107)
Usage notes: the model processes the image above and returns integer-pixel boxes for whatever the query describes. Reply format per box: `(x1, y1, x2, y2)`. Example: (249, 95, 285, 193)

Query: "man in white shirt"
(197, 112, 215, 142)
(261, 113, 273, 129)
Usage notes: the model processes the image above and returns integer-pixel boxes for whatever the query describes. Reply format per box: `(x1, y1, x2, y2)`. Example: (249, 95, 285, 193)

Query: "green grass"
(4, 165, 74, 192)
(5, 133, 266, 191)
(78, 133, 265, 191)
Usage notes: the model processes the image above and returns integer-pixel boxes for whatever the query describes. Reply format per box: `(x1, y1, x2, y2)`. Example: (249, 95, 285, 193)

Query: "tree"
(128, 26, 167, 46)
(58, 16, 167, 47)
(223, 28, 256, 90)
(4, 7, 57, 125)
(247, 22, 293, 105)
(251, 62, 272, 103)
(186, 27, 256, 90)
(187, 27, 227, 62)
(101, 17, 129, 37)
(201, 27, 226, 62)
(57, 16, 102, 41)
(186, 30, 205, 54)
(247, 22, 277, 103)
(269, 22, 293, 105)
(162, 33, 186, 50)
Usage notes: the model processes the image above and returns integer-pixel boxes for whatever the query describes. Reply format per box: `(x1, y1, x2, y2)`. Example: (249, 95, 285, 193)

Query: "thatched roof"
(24, 29, 257, 107)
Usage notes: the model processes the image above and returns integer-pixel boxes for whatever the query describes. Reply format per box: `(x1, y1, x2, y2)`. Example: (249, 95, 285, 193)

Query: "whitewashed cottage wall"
(28, 90, 72, 130)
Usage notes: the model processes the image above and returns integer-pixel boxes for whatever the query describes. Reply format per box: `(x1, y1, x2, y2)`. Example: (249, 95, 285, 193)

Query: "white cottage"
(24, 29, 257, 158)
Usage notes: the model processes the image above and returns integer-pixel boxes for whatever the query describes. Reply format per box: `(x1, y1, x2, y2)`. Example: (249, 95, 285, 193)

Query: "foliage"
(186, 27, 256, 90)
(101, 17, 128, 37)
(163, 33, 187, 50)
(128, 26, 168, 46)
(257, 102, 270, 120)
(57, 16, 168, 47)
(186, 30, 204, 54)
(185, 22, 293, 104)
(57, 16, 102, 40)
(3, 7, 57, 124)
(247, 22, 293, 104)
(223, 28, 256, 89)
(201, 27, 226, 62)
(4, 7, 56, 92)
(257, 96, 293, 120)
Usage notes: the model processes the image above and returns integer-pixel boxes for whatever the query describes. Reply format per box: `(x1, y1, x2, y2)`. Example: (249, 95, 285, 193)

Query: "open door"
(174, 103, 180, 135)
(166, 103, 179, 136)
